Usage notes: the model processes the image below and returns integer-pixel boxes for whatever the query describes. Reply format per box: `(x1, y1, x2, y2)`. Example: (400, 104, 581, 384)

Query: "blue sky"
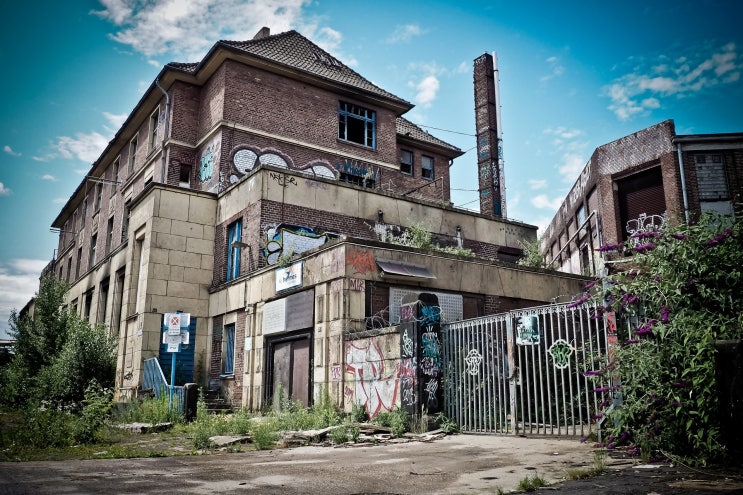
(1, 0, 742, 338)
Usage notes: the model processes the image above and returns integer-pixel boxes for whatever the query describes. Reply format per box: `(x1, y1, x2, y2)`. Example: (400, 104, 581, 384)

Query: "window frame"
(421, 155, 435, 180)
(226, 220, 242, 282)
(128, 136, 138, 175)
(149, 108, 160, 151)
(400, 149, 413, 175)
(338, 101, 376, 149)
(223, 323, 236, 375)
(89, 233, 97, 268)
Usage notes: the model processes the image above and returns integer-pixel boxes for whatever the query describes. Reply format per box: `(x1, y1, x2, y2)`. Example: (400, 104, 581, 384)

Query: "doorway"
(266, 332, 312, 408)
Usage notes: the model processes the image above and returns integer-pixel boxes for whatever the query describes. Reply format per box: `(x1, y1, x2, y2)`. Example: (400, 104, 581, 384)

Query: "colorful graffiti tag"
(345, 338, 400, 419)
(262, 223, 339, 265)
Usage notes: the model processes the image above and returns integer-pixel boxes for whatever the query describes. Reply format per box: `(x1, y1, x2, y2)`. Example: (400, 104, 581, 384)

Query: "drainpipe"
(155, 79, 171, 184)
(676, 142, 690, 224)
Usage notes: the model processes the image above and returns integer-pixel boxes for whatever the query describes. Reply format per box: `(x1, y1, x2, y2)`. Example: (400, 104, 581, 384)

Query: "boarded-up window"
(695, 154, 729, 200)
(616, 167, 666, 241)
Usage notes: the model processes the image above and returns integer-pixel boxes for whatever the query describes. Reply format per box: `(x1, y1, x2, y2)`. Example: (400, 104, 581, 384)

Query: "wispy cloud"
(0, 182, 10, 196)
(41, 174, 58, 182)
(387, 24, 425, 44)
(604, 42, 741, 120)
(91, 0, 309, 60)
(413, 75, 440, 108)
(3, 145, 21, 157)
(529, 179, 547, 190)
(103, 111, 128, 130)
(53, 198, 67, 204)
(541, 55, 565, 82)
(54, 131, 110, 164)
(543, 127, 588, 182)
(0, 259, 48, 339)
(531, 194, 563, 210)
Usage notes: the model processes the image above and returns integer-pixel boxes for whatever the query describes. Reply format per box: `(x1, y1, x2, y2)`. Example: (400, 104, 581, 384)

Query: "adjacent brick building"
(48, 28, 589, 414)
(541, 119, 743, 276)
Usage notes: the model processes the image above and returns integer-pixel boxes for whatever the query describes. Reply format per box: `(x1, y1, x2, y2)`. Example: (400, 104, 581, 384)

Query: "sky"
(1, 0, 742, 339)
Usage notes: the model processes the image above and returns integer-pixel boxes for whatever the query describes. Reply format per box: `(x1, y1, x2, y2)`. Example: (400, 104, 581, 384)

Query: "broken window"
(338, 101, 376, 148)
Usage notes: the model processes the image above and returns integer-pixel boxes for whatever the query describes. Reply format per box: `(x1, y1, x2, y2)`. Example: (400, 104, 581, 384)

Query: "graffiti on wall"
(345, 338, 400, 419)
(199, 137, 221, 193)
(262, 223, 339, 265)
(345, 248, 376, 275)
(230, 146, 336, 184)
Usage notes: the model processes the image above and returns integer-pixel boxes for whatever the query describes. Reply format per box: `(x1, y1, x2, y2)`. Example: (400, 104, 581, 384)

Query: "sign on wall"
(275, 261, 303, 292)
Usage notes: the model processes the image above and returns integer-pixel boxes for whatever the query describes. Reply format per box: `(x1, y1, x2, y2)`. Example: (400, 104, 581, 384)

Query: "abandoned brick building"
(540, 119, 743, 277)
(47, 28, 588, 415)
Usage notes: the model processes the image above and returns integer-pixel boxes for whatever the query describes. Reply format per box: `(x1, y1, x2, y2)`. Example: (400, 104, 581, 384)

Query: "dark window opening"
(338, 101, 376, 148)
(422, 155, 435, 180)
(400, 150, 413, 175)
(340, 173, 375, 189)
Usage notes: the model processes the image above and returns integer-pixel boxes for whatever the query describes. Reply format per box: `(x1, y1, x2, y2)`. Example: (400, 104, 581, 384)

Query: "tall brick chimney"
(473, 53, 505, 218)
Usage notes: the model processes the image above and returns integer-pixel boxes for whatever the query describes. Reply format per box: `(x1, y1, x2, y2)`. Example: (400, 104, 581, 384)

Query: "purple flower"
(660, 306, 670, 323)
(631, 231, 659, 240)
(705, 228, 733, 248)
(653, 274, 660, 282)
(592, 413, 604, 420)
(671, 400, 682, 407)
(598, 243, 622, 252)
(671, 381, 689, 388)
(583, 370, 605, 377)
(567, 294, 589, 308)
(583, 280, 598, 291)
(625, 339, 640, 344)
(634, 242, 655, 253)
(592, 386, 611, 393)
(671, 233, 687, 240)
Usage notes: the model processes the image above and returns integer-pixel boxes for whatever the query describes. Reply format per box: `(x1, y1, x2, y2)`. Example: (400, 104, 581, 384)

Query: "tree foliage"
(1, 274, 116, 410)
(581, 212, 742, 464)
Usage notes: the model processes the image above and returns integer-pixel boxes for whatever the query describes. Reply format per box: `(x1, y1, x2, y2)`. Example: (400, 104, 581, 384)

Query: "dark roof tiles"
(396, 117, 463, 154)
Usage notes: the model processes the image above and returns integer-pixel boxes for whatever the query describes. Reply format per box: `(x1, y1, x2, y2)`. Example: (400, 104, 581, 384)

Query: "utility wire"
(415, 124, 476, 137)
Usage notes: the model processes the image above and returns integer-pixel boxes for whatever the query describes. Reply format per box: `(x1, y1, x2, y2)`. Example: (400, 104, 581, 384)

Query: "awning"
(377, 260, 436, 279)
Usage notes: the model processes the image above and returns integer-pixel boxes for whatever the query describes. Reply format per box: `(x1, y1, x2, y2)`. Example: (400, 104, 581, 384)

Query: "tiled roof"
(168, 30, 411, 108)
(396, 117, 463, 154)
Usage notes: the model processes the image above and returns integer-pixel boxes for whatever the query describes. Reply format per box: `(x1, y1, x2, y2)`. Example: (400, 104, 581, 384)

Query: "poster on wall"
(516, 314, 540, 345)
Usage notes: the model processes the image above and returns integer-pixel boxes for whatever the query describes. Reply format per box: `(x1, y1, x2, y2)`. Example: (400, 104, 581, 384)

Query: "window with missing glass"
(227, 220, 242, 282)
(338, 101, 376, 148)
(400, 150, 413, 175)
(422, 155, 435, 180)
(223, 324, 235, 375)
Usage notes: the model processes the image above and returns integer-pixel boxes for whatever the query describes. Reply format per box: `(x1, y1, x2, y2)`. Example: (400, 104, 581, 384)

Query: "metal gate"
(442, 301, 611, 438)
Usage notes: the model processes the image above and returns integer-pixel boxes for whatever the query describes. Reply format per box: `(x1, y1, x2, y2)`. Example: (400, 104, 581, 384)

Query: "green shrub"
(375, 408, 410, 437)
(329, 425, 349, 444)
(73, 380, 113, 444)
(434, 412, 459, 434)
(15, 407, 74, 449)
(251, 421, 279, 450)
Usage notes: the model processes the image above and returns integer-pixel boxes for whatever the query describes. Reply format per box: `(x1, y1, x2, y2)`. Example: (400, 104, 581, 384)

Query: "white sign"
(165, 313, 181, 336)
(275, 261, 303, 292)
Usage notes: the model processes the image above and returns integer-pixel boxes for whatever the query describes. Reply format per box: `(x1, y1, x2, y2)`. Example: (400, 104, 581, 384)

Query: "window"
(149, 109, 160, 151)
(106, 217, 114, 254)
(179, 164, 191, 188)
(89, 233, 97, 268)
(84, 289, 93, 321)
(94, 182, 103, 213)
(83, 197, 89, 219)
(223, 324, 236, 375)
(226, 221, 242, 282)
(400, 150, 413, 175)
(129, 136, 138, 174)
(66, 256, 72, 282)
(422, 155, 435, 180)
(576, 204, 586, 226)
(121, 200, 131, 242)
(99, 278, 110, 325)
(76, 247, 83, 278)
(112, 159, 120, 193)
(338, 101, 376, 148)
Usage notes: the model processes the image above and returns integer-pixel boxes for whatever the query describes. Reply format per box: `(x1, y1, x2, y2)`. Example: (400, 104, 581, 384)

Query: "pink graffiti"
(400, 305, 415, 321)
(331, 365, 342, 381)
(345, 338, 399, 419)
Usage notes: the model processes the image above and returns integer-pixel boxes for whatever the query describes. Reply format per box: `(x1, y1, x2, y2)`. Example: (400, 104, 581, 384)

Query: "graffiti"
(305, 179, 328, 190)
(199, 137, 221, 192)
(269, 171, 297, 187)
(425, 379, 439, 407)
(262, 223, 339, 265)
(335, 159, 378, 182)
(381, 179, 396, 193)
(400, 304, 415, 322)
(420, 357, 440, 376)
(401, 382, 417, 406)
(399, 357, 416, 378)
(421, 328, 441, 361)
(516, 315, 541, 345)
(402, 328, 414, 357)
(345, 249, 376, 275)
(420, 306, 441, 326)
(464, 349, 482, 375)
(348, 278, 365, 291)
(331, 365, 342, 381)
(548, 338, 574, 369)
(345, 338, 400, 419)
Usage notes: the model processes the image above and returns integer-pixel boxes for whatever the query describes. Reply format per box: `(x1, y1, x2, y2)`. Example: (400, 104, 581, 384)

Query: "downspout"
(155, 79, 171, 184)
(676, 142, 690, 224)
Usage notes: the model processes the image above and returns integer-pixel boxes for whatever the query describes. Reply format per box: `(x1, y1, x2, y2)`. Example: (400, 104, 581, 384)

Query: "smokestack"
(253, 27, 270, 39)
(473, 52, 506, 218)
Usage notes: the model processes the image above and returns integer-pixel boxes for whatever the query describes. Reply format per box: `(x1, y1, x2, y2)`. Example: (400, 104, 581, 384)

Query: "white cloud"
(3, 145, 21, 157)
(53, 198, 67, 204)
(92, 0, 309, 60)
(0, 259, 47, 340)
(604, 42, 741, 120)
(41, 174, 58, 182)
(413, 75, 440, 108)
(541, 56, 565, 82)
(0, 182, 10, 196)
(54, 131, 110, 164)
(529, 179, 547, 190)
(558, 153, 586, 182)
(531, 194, 563, 210)
(542, 127, 588, 182)
(387, 24, 425, 44)
(103, 111, 128, 129)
